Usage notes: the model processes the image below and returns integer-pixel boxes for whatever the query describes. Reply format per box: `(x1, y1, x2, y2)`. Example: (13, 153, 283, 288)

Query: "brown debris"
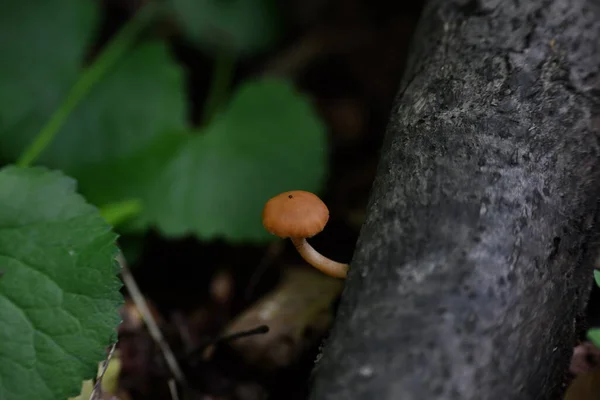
(570, 342, 600, 376)
(219, 266, 344, 370)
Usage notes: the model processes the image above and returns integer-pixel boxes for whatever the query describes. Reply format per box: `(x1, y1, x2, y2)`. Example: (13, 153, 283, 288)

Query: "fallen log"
(309, 0, 600, 399)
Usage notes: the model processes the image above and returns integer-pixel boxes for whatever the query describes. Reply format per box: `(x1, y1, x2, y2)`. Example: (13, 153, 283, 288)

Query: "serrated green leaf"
(594, 270, 600, 287)
(0, 166, 122, 400)
(0, 0, 98, 158)
(170, 0, 283, 56)
(587, 328, 600, 349)
(142, 78, 327, 241)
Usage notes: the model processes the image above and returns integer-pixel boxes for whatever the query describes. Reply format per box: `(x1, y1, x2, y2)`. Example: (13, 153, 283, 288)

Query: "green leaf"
(594, 270, 600, 288)
(588, 328, 600, 349)
(170, 0, 283, 56)
(0, 0, 98, 158)
(53, 77, 326, 243)
(40, 42, 187, 172)
(0, 41, 187, 174)
(75, 130, 188, 215)
(0, 166, 122, 400)
(141, 78, 328, 241)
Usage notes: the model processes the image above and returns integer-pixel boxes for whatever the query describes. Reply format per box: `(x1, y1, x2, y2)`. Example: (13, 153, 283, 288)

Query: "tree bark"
(309, 0, 600, 399)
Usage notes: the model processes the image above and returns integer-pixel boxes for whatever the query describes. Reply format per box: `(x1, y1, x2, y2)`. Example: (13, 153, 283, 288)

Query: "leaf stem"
(16, 2, 163, 167)
(202, 47, 236, 125)
(100, 198, 143, 227)
(89, 342, 117, 400)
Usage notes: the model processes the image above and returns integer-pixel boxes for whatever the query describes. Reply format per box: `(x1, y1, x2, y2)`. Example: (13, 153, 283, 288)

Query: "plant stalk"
(17, 2, 163, 167)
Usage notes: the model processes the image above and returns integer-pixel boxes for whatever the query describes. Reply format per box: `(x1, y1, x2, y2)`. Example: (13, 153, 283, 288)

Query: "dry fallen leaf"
(219, 266, 344, 369)
(211, 269, 235, 305)
(563, 368, 600, 400)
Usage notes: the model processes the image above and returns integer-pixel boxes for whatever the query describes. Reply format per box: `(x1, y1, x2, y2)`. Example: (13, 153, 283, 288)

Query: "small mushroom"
(262, 190, 349, 279)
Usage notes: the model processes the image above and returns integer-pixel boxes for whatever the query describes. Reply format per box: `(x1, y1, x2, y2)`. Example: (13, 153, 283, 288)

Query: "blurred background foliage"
(0, 0, 425, 399)
(0, 0, 327, 244)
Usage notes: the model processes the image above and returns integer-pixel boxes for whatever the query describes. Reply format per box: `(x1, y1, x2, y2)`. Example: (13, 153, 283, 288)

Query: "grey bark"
(309, 1, 600, 399)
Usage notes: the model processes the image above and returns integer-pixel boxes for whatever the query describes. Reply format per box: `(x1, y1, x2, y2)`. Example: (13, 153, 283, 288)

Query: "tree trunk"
(309, 0, 600, 399)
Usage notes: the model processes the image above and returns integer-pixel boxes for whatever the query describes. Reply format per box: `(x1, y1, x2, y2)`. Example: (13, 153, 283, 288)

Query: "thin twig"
(168, 379, 180, 400)
(244, 241, 284, 301)
(197, 325, 270, 362)
(89, 343, 117, 400)
(117, 253, 187, 386)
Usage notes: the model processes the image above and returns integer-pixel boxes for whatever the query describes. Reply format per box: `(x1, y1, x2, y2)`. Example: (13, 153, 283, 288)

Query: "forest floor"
(101, 1, 425, 399)
(96, 1, 599, 399)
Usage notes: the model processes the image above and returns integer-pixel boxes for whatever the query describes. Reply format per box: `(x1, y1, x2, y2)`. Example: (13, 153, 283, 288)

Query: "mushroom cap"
(262, 190, 329, 238)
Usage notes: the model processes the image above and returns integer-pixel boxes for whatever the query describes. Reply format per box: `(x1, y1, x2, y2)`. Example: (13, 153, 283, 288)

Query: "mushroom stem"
(290, 238, 348, 278)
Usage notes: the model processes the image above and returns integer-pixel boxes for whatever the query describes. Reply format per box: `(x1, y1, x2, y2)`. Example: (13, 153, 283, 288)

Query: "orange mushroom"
(262, 190, 349, 279)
